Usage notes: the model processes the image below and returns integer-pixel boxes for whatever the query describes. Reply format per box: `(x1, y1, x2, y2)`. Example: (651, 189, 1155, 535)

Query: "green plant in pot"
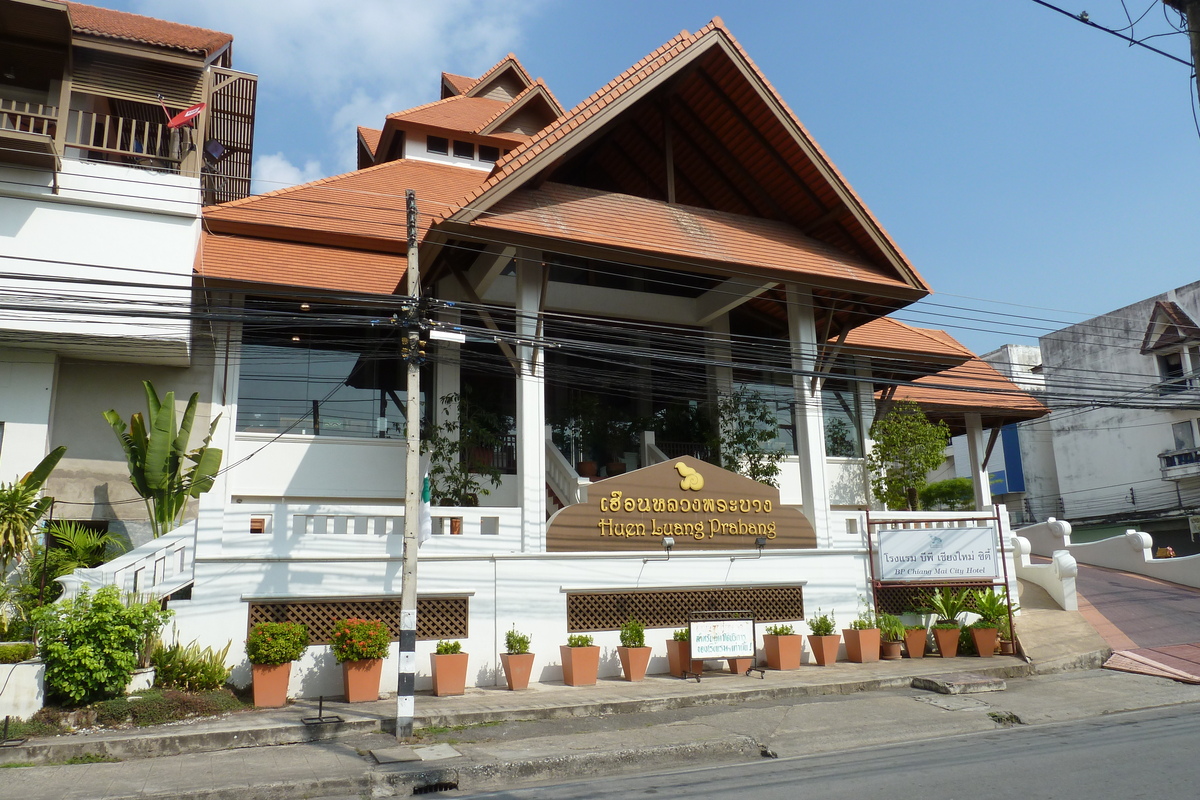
(331, 617, 389, 701)
(560, 633, 600, 687)
(245, 621, 309, 707)
(617, 617, 651, 681)
(877, 613, 905, 660)
(843, 599, 879, 663)
(968, 588, 1013, 658)
(806, 608, 839, 666)
(431, 639, 468, 697)
(924, 589, 968, 658)
(500, 626, 534, 690)
(666, 627, 701, 677)
(424, 393, 503, 508)
(763, 623, 802, 671)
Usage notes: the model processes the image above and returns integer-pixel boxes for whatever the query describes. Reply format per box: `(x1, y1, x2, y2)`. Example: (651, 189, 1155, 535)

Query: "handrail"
(545, 432, 588, 506)
(56, 522, 195, 601)
(0, 98, 57, 137)
(63, 109, 180, 165)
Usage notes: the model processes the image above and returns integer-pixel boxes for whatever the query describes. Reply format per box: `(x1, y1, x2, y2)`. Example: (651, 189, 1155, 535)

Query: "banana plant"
(0, 445, 67, 571)
(104, 381, 222, 539)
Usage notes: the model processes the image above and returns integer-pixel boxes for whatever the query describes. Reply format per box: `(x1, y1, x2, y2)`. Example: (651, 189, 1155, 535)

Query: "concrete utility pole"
(396, 189, 421, 740)
(1167, 1, 1200, 105)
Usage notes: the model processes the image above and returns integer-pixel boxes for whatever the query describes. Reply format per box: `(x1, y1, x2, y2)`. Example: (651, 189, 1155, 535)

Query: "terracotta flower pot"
(617, 646, 651, 681)
(763, 634, 802, 670)
(807, 634, 840, 666)
(727, 657, 753, 675)
(904, 627, 928, 659)
(500, 652, 534, 690)
(342, 658, 383, 702)
(430, 652, 468, 696)
(932, 626, 960, 658)
(251, 662, 291, 708)
(666, 639, 703, 677)
(576, 460, 598, 478)
(559, 645, 600, 686)
(843, 628, 880, 663)
(880, 640, 903, 660)
(970, 627, 999, 658)
(999, 639, 1015, 656)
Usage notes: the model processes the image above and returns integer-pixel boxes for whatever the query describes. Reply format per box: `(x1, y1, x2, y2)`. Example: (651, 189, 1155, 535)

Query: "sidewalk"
(0, 592, 1144, 800)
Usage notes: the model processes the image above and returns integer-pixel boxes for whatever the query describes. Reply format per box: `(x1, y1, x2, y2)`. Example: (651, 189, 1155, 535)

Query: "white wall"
(0, 349, 55, 480)
(0, 161, 200, 365)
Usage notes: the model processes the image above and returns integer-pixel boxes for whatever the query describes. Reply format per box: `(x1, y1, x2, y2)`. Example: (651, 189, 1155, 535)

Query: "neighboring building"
(23, 15, 1037, 694)
(1036, 280, 1200, 554)
(0, 0, 256, 540)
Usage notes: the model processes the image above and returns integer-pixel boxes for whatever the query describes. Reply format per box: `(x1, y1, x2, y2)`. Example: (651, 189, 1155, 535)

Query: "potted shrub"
(806, 608, 839, 666)
(843, 604, 879, 663)
(877, 614, 905, 661)
(969, 588, 1011, 658)
(500, 627, 534, 690)
(617, 617, 651, 681)
(904, 624, 929, 659)
(331, 617, 389, 702)
(666, 628, 703, 677)
(245, 621, 309, 707)
(925, 589, 968, 659)
(560, 633, 600, 686)
(763, 623, 802, 670)
(430, 639, 468, 696)
(997, 614, 1016, 655)
(424, 393, 504, 508)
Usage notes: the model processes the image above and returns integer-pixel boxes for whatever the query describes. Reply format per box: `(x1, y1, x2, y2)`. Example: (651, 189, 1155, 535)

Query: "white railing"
(56, 522, 195, 601)
(545, 433, 588, 507)
(640, 431, 670, 467)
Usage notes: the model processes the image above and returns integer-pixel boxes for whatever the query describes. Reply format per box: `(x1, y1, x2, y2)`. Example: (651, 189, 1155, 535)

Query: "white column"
(965, 412, 992, 510)
(706, 314, 734, 400)
(433, 306, 461, 415)
(786, 285, 830, 546)
(515, 249, 546, 551)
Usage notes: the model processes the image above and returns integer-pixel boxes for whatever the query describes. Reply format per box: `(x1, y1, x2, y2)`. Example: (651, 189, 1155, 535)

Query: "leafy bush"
(565, 634, 594, 648)
(619, 617, 645, 648)
(32, 585, 172, 706)
(764, 624, 794, 636)
(0, 642, 35, 663)
(435, 639, 462, 655)
(245, 622, 308, 665)
(877, 613, 906, 643)
(919, 478, 974, 511)
(151, 639, 232, 691)
(806, 608, 836, 637)
(671, 628, 690, 641)
(91, 689, 246, 728)
(330, 618, 389, 662)
(504, 627, 531, 655)
(923, 588, 969, 625)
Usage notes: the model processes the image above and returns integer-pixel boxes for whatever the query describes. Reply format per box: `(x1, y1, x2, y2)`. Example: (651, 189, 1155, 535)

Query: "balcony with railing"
(0, 97, 60, 170)
(1160, 446, 1200, 481)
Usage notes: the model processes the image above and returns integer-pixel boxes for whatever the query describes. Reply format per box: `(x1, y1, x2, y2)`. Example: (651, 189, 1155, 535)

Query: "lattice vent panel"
(566, 587, 804, 632)
(247, 596, 468, 643)
(873, 581, 996, 617)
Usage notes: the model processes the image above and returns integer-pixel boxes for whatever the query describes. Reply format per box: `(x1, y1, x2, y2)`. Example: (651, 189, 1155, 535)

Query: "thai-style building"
(13, 11, 1044, 694)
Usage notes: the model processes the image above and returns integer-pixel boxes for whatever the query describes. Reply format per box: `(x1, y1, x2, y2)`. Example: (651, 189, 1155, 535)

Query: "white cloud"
(252, 152, 325, 194)
(128, 1, 547, 190)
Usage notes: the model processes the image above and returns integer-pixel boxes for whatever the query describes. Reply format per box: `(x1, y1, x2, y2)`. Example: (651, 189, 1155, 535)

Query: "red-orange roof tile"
(357, 126, 382, 157)
(388, 95, 509, 135)
(442, 72, 477, 95)
(892, 358, 1048, 422)
(473, 183, 913, 291)
(204, 158, 488, 246)
(65, 2, 232, 56)
(199, 233, 406, 295)
(841, 318, 974, 360)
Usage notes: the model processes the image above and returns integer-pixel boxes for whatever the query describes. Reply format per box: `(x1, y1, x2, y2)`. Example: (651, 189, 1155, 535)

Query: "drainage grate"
(413, 782, 459, 795)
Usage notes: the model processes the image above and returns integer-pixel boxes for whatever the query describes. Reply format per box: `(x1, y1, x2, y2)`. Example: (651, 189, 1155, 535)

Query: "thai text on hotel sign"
(597, 490, 776, 540)
(875, 527, 1000, 580)
(689, 619, 755, 659)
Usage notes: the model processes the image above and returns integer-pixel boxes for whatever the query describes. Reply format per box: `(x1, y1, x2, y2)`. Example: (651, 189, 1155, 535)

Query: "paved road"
(1073, 562, 1200, 649)
(458, 703, 1200, 799)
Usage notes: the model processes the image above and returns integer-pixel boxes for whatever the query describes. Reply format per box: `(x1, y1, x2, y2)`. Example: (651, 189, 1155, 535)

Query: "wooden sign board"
(546, 456, 816, 552)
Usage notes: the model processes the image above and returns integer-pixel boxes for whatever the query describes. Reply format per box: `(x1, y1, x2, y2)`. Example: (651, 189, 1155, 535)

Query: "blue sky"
(111, 1, 1200, 355)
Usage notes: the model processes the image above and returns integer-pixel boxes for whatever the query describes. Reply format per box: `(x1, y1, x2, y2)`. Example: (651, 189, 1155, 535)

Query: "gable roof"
(464, 53, 538, 102)
(357, 126, 381, 157)
(888, 356, 1049, 434)
(476, 79, 562, 136)
(387, 95, 510, 133)
(441, 71, 477, 97)
(1140, 300, 1200, 354)
(64, 1, 232, 57)
(439, 19, 928, 305)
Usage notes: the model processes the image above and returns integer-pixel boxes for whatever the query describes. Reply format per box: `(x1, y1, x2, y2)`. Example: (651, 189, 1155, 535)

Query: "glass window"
(1172, 420, 1196, 452)
(453, 140, 474, 159)
(822, 379, 863, 457)
(479, 145, 500, 163)
(731, 381, 796, 456)
(1159, 352, 1186, 394)
(426, 136, 448, 155)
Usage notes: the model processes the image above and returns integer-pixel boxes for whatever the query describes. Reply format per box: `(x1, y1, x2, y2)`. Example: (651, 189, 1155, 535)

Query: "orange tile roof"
(472, 183, 914, 291)
(65, 2, 232, 56)
(840, 318, 974, 361)
(447, 19, 927, 298)
(357, 126, 382, 157)
(477, 79, 562, 134)
(891, 358, 1048, 422)
(467, 53, 535, 97)
(388, 95, 510, 133)
(442, 72, 477, 95)
(199, 233, 406, 295)
(204, 158, 488, 246)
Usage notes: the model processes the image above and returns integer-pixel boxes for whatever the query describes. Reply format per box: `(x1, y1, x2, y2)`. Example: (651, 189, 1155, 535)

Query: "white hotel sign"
(875, 527, 999, 581)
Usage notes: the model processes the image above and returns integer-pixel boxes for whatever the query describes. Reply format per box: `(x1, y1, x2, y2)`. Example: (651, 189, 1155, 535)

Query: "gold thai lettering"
(702, 498, 715, 512)
(601, 491, 623, 512)
(667, 498, 679, 512)
(636, 497, 652, 512)
(624, 498, 636, 512)
(652, 498, 666, 512)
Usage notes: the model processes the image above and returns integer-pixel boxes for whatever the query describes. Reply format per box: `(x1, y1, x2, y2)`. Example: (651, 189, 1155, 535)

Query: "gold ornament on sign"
(675, 462, 704, 491)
